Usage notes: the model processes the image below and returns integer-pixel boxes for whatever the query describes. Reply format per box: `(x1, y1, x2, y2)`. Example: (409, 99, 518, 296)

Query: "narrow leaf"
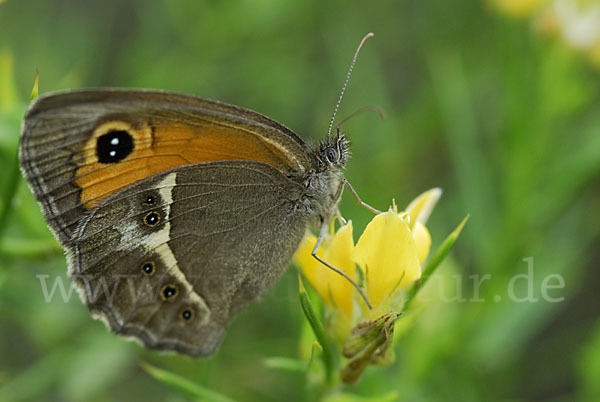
(307, 341, 323, 372)
(263, 356, 306, 373)
(404, 214, 469, 309)
(140, 362, 236, 402)
(29, 70, 39, 100)
(0, 153, 21, 238)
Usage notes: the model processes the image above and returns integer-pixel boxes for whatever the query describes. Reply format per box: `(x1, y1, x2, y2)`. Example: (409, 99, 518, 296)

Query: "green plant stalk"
(0, 151, 21, 238)
(404, 214, 469, 310)
(298, 275, 337, 385)
(263, 356, 306, 373)
(0, 71, 36, 239)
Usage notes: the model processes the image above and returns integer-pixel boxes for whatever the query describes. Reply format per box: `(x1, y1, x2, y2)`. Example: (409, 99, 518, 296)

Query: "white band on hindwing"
(109, 172, 210, 324)
(150, 173, 210, 322)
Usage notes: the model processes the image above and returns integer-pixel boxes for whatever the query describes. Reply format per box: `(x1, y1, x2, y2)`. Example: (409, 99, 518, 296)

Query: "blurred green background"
(1, 0, 599, 401)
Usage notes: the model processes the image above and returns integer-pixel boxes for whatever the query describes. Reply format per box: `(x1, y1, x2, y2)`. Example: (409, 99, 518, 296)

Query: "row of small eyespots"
(143, 194, 161, 226)
(144, 211, 161, 226)
(140, 194, 193, 320)
(140, 261, 194, 321)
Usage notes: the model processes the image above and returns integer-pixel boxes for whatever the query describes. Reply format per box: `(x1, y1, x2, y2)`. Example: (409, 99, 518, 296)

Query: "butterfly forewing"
(20, 89, 311, 242)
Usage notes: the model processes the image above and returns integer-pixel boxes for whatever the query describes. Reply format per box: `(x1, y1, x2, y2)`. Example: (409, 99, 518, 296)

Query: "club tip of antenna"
(361, 32, 375, 45)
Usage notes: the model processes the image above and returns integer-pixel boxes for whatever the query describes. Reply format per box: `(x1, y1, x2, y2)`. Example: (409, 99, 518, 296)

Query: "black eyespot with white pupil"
(144, 195, 156, 205)
(161, 285, 178, 300)
(144, 211, 160, 226)
(180, 308, 194, 321)
(141, 262, 155, 275)
(96, 130, 134, 163)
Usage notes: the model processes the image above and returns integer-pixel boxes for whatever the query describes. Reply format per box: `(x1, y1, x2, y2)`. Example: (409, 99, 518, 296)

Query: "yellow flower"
(294, 188, 466, 384)
(295, 222, 357, 336)
(352, 210, 421, 317)
(294, 188, 442, 330)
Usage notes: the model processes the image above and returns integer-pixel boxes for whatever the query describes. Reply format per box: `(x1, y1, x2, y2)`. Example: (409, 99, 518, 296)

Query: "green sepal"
(341, 313, 400, 384)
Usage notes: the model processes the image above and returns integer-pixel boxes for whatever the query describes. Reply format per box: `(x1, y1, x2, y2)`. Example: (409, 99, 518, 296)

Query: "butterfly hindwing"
(69, 160, 308, 356)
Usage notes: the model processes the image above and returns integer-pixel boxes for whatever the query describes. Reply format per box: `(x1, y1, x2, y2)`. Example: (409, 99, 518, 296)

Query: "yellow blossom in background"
(588, 41, 600, 67)
(489, 0, 549, 18)
(491, 0, 600, 70)
(549, 0, 600, 68)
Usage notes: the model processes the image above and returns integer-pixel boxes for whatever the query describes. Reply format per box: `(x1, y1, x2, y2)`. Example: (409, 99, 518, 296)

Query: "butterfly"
(19, 33, 375, 356)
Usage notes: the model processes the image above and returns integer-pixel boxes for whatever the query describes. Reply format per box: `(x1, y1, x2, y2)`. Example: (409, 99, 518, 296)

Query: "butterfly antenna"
(327, 32, 375, 139)
(335, 104, 386, 130)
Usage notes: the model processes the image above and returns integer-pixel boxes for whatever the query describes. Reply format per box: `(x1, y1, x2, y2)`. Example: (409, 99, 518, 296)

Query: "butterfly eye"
(144, 211, 161, 226)
(325, 147, 338, 163)
(161, 284, 179, 301)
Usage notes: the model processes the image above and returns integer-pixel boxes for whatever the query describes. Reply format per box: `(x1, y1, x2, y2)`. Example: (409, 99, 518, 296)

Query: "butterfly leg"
(342, 178, 382, 214)
(310, 223, 372, 310)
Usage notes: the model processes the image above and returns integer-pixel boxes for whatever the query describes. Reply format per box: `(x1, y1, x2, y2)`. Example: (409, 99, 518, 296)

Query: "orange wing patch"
(75, 120, 297, 209)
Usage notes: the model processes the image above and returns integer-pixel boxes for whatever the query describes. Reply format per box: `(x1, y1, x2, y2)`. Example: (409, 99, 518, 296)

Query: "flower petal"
(294, 232, 322, 294)
(324, 222, 356, 320)
(405, 188, 442, 229)
(293, 223, 356, 321)
(352, 211, 421, 311)
(412, 221, 432, 265)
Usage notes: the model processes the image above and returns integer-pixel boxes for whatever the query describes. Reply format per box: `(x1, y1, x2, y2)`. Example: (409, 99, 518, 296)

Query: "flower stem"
(298, 275, 337, 385)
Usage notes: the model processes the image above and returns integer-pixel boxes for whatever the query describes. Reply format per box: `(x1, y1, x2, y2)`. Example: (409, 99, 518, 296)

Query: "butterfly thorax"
(300, 133, 350, 226)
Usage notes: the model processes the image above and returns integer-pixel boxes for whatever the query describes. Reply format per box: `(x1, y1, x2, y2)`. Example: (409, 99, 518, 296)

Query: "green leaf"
(0, 237, 61, 257)
(0, 152, 21, 238)
(29, 70, 39, 101)
(0, 50, 18, 106)
(263, 356, 306, 373)
(404, 214, 469, 309)
(140, 362, 236, 402)
(307, 341, 323, 372)
(298, 275, 337, 384)
(323, 390, 399, 402)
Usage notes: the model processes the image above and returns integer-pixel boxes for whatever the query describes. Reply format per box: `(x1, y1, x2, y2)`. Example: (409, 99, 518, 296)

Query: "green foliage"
(404, 215, 469, 309)
(298, 276, 337, 386)
(1, 1, 599, 401)
(140, 362, 237, 402)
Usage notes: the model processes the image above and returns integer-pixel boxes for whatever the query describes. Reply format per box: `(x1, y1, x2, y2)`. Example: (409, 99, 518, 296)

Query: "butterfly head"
(314, 131, 350, 172)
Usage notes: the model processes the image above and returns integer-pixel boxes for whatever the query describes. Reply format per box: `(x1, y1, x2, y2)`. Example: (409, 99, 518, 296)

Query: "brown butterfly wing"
(20, 89, 311, 244)
(19, 89, 314, 355)
(71, 161, 308, 356)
